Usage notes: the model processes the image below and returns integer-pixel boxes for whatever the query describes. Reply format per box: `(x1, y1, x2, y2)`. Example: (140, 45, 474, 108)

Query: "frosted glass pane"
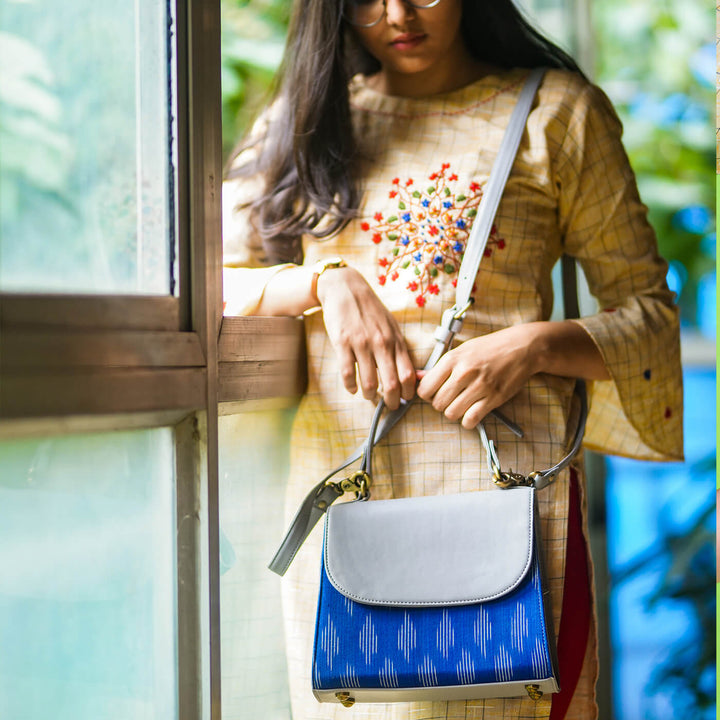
(219, 411, 293, 720)
(0, 428, 177, 720)
(0, 0, 174, 294)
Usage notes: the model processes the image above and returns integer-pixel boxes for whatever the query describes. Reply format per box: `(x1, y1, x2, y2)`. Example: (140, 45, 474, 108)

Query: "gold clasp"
(493, 469, 533, 489)
(335, 692, 355, 707)
(327, 470, 371, 499)
(525, 684, 543, 701)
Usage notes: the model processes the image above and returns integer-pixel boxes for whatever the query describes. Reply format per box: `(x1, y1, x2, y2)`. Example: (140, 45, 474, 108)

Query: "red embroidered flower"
(483, 248, 492, 257)
(361, 222, 370, 231)
(364, 163, 502, 307)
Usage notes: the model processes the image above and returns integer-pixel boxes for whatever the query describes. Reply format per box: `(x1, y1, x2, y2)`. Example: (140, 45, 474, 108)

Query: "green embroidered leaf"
(427, 186, 435, 194)
(392, 247, 399, 256)
(387, 215, 398, 223)
(402, 260, 410, 269)
(388, 233, 398, 240)
(456, 194, 466, 201)
(412, 191, 421, 198)
(430, 267, 439, 277)
(467, 209, 477, 217)
(444, 264, 455, 274)
(444, 187, 451, 197)
(414, 267, 421, 276)
(398, 201, 406, 210)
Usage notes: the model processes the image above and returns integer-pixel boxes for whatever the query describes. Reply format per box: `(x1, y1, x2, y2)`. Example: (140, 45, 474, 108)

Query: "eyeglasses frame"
(344, 0, 444, 28)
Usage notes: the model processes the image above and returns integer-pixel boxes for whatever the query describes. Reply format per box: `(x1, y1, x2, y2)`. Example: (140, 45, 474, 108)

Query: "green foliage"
(594, 0, 715, 324)
(220, 0, 291, 160)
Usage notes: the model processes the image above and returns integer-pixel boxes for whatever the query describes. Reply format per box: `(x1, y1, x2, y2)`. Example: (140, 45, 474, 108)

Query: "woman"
(223, 0, 684, 717)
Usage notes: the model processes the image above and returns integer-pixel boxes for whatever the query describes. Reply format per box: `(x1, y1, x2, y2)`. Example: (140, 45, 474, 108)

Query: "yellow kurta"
(223, 68, 683, 720)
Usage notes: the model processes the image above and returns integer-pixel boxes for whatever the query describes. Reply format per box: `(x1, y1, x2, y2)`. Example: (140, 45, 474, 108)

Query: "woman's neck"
(368, 56, 496, 98)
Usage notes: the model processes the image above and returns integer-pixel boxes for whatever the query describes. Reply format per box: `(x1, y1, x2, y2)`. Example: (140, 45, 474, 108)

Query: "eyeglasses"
(344, 0, 443, 28)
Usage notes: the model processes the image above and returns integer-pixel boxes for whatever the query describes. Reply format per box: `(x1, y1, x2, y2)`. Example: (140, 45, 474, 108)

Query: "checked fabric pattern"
(312, 547, 554, 692)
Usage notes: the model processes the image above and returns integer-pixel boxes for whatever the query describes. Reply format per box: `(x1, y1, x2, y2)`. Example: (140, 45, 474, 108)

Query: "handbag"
(269, 68, 588, 706)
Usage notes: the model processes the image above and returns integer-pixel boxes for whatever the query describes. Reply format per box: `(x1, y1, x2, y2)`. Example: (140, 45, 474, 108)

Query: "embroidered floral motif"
(361, 164, 505, 306)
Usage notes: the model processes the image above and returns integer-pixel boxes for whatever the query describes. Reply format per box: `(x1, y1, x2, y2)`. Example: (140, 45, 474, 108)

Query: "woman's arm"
(251, 263, 417, 410)
(416, 320, 609, 429)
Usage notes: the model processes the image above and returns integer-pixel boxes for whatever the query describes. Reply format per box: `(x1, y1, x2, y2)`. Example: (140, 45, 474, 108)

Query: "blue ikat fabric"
(313, 547, 554, 691)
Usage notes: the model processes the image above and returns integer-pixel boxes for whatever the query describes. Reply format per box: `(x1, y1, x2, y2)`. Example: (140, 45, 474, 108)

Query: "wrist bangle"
(310, 257, 347, 306)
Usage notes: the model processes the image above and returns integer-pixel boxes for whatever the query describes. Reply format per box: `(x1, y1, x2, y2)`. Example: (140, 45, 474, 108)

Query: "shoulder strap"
(269, 69, 546, 577)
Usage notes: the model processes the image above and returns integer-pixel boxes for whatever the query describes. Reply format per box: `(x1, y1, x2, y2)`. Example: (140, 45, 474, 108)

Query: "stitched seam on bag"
(324, 491, 534, 606)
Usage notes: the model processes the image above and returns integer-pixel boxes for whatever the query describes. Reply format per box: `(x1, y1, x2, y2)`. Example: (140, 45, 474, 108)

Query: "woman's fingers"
(319, 266, 415, 408)
(417, 330, 535, 426)
(373, 339, 416, 410)
(336, 344, 359, 395)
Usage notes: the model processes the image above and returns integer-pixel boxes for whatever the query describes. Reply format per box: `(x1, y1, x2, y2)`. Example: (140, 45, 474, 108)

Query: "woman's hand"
(416, 325, 537, 429)
(317, 265, 416, 410)
(416, 321, 610, 429)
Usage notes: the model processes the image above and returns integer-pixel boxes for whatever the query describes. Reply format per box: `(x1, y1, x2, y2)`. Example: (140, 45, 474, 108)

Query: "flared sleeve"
(552, 80, 683, 462)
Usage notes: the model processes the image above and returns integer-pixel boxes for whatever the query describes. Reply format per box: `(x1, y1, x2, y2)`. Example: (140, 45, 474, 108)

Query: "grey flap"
(323, 488, 535, 607)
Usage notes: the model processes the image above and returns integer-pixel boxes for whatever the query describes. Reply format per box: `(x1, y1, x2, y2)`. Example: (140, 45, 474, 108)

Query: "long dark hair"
(228, 0, 585, 264)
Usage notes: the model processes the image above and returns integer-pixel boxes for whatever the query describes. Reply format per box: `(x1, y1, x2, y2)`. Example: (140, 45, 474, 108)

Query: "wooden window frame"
(0, 0, 269, 717)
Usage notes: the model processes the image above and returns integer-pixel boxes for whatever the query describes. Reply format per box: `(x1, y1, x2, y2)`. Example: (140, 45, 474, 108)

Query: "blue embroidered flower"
(402, 212, 411, 222)
(413, 252, 423, 262)
(453, 241, 464, 252)
(443, 200, 452, 209)
(401, 236, 410, 246)
(421, 199, 430, 208)
(456, 219, 466, 229)
(434, 255, 443, 265)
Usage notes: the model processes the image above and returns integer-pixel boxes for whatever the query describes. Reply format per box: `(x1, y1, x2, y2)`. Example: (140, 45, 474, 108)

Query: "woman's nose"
(384, 0, 417, 26)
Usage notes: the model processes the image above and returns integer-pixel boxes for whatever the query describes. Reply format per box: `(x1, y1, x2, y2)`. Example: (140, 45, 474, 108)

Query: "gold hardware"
(525, 684, 543, 701)
(325, 470, 372, 500)
(493, 469, 532, 489)
(453, 298, 474, 320)
(339, 470, 371, 498)
(335, 692, 355, 707)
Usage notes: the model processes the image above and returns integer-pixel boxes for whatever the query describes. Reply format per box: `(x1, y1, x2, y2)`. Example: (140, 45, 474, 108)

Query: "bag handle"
(478, 255, 587, 491)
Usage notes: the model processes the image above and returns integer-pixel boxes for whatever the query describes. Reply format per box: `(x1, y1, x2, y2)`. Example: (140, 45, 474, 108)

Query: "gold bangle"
(310, 257, 347, 306)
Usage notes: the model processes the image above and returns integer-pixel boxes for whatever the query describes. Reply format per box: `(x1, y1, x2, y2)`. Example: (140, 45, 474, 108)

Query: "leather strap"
(269, 69, 546, 577)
